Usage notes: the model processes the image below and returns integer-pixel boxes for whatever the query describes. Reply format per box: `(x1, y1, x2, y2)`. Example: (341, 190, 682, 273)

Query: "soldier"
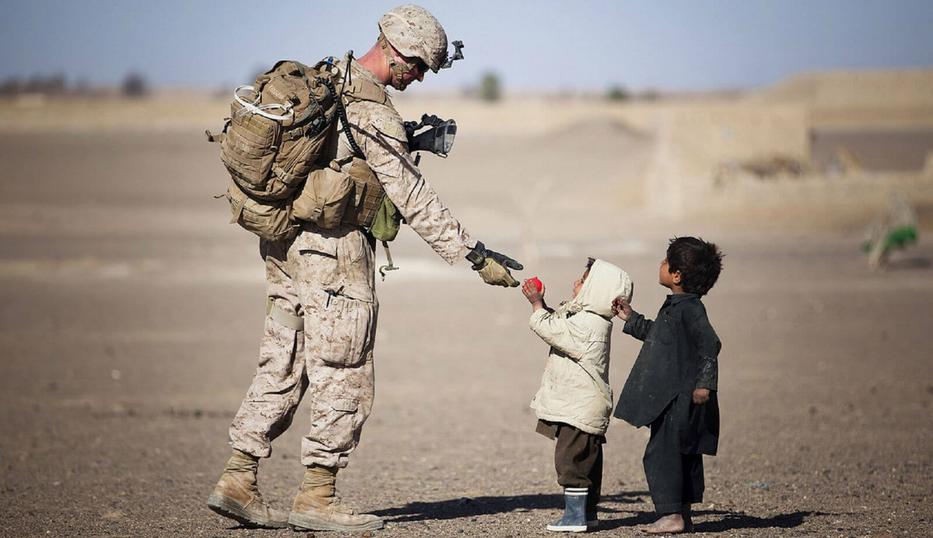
(207, 4, 523, 533)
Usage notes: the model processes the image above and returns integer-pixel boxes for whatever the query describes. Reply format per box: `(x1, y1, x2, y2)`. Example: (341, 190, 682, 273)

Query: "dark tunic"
(613, 293, 721, 455)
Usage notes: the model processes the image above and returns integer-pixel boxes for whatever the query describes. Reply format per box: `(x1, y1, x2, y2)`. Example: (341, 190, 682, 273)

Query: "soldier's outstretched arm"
(351, 109, 522, 286)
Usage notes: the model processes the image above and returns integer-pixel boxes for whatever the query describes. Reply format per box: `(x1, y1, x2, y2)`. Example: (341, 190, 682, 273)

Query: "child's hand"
(521, 278, 545, 310)
(612, 296, 633, 321)
(692, 388, 710, 404)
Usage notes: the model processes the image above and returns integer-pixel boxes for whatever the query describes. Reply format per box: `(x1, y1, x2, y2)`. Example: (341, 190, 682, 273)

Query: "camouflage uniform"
(229, 60, 473, 468)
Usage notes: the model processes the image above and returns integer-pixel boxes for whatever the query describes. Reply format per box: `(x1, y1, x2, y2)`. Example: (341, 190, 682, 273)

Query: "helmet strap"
(378, 33, 416, 89)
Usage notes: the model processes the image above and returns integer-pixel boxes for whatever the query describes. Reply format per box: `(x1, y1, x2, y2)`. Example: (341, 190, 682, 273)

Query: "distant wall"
(750, 70, 933, 109)
(642, 103, 810, 216)
(747, 69, 933, 129)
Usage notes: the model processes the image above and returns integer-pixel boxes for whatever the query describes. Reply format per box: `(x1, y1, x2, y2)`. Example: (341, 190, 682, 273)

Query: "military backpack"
(207, 56, 401, 243)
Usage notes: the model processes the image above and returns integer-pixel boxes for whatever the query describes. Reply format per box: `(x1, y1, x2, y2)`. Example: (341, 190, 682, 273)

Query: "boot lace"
(329, 492, 357, 515)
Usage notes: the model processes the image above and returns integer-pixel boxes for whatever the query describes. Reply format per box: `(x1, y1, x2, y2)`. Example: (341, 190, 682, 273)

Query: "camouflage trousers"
(230, 224, 378, 468)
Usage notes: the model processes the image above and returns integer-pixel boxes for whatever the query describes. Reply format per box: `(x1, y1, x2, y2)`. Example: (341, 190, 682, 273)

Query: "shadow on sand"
(374, 491, 648, 522)
(377, 492, 825, 533)
(598, 509, 825, 533)
(886, 256, 931, 270)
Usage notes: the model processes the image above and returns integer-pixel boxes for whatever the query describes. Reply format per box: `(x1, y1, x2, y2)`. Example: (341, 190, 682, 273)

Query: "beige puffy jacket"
(529, 259, 633, 435)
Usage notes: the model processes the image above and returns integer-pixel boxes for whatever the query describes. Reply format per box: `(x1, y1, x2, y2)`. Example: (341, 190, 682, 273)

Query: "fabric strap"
(266, 298, 304, 331)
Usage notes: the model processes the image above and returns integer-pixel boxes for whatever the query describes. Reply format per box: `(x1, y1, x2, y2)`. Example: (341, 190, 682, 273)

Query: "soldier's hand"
(466, 242, 523, 288)
(692, 388, 710, 405)
(476, 257, 520, 287)
(485, 248, 523, 273)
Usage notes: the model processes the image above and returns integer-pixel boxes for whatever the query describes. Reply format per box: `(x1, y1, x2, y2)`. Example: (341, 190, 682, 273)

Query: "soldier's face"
(390, 48, 427, 90)
(406, 57, 427, 83)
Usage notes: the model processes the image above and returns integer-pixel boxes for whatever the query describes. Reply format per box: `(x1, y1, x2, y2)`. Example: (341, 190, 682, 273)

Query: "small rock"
(102, 510, 124, 521)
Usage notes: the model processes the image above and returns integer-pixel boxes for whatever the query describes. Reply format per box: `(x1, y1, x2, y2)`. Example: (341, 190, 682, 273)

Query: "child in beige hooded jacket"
(522, 258, 633, 533)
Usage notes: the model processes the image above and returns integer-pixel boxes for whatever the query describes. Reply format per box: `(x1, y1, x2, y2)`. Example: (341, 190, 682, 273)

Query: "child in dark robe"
(612, 237, 723, 535)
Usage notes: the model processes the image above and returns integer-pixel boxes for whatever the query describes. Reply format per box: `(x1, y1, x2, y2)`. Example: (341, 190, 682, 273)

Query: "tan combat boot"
(288, 465, 384, 532)
(207, 449, 288, 528)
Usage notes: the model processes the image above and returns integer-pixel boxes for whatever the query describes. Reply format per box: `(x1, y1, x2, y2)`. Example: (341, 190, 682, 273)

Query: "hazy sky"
(1, 0, 931, 93)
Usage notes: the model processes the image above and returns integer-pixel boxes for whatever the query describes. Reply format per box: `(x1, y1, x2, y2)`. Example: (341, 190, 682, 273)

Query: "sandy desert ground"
(1, 73, 932, 537)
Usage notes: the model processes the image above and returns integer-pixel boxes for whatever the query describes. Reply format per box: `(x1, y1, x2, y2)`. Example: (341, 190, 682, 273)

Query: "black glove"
(466, 242, 523, 287)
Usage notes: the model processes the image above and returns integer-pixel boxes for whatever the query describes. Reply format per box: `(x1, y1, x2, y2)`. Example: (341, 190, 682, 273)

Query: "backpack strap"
(317, 77, 364, 159)
(344, 75, 389, 105)
(204, 129, 225, 144)
(314, 56, 388, 106)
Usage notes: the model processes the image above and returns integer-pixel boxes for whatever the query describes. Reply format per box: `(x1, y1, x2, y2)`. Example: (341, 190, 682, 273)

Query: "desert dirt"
(1, 87, 932, 538)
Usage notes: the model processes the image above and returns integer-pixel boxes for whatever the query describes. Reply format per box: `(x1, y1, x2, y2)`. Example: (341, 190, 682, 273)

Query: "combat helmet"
(378, 4, 448, 73)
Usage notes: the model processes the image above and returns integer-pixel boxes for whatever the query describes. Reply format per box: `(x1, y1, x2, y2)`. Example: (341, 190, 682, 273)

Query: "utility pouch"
(340, 157, 400, 241)
(368, 196, 402, 242)
(292, 162, 354, 229)
(220, 99, 279, 191)
(225, 177, 297, 243)
(341, 158, 383, 228)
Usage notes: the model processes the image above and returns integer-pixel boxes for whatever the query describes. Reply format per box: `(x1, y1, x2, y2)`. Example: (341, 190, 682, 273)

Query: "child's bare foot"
(640, 513, 686, 534)
(681, 504, 694, 533)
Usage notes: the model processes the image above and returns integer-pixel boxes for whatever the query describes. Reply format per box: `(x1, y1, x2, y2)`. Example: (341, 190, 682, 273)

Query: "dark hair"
(585, 257, 596, 270)
(666, 237, 723, 296)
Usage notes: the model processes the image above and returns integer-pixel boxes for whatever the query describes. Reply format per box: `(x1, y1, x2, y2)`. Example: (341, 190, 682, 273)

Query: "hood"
(566, 259, 633, 318)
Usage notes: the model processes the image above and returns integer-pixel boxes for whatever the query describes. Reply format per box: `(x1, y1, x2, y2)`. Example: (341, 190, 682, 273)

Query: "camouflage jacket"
(333, 60, 474, 265)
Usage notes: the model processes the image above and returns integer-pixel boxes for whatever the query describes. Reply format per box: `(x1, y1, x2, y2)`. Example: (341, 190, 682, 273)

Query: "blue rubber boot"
(546, 487, 588, 532)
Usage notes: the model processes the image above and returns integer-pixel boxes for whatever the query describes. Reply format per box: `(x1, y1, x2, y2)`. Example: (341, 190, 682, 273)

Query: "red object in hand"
(528, 276, 543, 292)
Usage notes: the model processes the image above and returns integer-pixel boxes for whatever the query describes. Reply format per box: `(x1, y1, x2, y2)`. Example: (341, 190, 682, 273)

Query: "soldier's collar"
(338, 59, 385, 91)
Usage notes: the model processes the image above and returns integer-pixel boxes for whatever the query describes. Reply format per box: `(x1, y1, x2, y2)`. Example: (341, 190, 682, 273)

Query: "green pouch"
(368, 196, 401, 242)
